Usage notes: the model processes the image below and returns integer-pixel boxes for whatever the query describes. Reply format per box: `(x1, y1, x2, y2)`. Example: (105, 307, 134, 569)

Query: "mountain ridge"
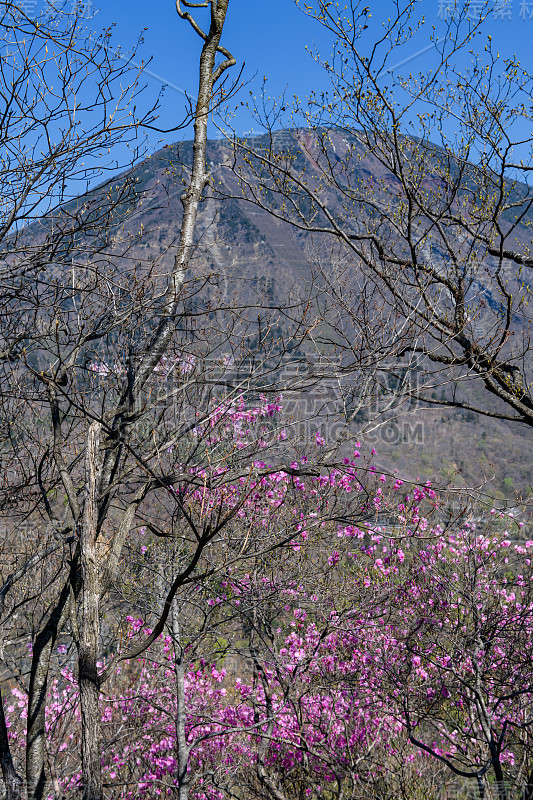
(17, 128, 533, 496)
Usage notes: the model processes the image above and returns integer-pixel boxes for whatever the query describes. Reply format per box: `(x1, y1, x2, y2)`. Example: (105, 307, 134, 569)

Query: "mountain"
(26, 130, 533, 497)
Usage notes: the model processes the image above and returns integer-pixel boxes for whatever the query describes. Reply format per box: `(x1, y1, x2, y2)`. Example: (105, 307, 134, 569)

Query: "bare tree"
(0, 3, 158, 797)
(225, 0, 533, 432)
(0, 2, 333, 799)
(0, 0, 233, 797)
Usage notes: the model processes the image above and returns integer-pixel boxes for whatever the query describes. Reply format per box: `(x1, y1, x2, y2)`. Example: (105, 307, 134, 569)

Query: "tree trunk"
(522, 764, 533, 800)
(0, 687, 22, 800)
(170, 0, 234, 306)
(79, 422, 103, 800)
(172, 604, 189, 800)
(492, 753, 508, 800)
(26, 572, 74, 800)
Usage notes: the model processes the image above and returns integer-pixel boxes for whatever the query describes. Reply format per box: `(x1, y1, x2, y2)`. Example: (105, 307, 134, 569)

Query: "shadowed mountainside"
(24, 129, 533, 497)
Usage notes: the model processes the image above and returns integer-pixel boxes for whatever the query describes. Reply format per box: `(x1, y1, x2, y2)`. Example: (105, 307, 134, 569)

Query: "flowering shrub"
(1, 397, 528, 800)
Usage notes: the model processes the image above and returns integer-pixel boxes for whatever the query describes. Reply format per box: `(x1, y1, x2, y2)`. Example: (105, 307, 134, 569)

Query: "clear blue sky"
(71, 1, 533, 154)
(83, 0, 329, 150)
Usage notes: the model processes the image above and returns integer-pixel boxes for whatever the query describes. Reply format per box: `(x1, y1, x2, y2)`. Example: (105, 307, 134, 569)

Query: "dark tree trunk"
(522, 765, 533, 800)
(172, 605, 189, 800)
(492, 753, 508, 800)
(0, 687, 22, 800)
(79, 423, 103, 800)
(79, 668, 101, 800)
(26, 570, 74, 800)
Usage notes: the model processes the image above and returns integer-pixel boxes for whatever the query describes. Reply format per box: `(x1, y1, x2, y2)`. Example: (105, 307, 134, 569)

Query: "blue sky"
(87, 1, 532, 150)
(33, 1, 533, 155)
(81, 0, 328, 149)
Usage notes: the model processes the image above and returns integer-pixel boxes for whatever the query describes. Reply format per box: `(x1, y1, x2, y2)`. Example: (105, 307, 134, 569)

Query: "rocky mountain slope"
(34, 130, 533, 497)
